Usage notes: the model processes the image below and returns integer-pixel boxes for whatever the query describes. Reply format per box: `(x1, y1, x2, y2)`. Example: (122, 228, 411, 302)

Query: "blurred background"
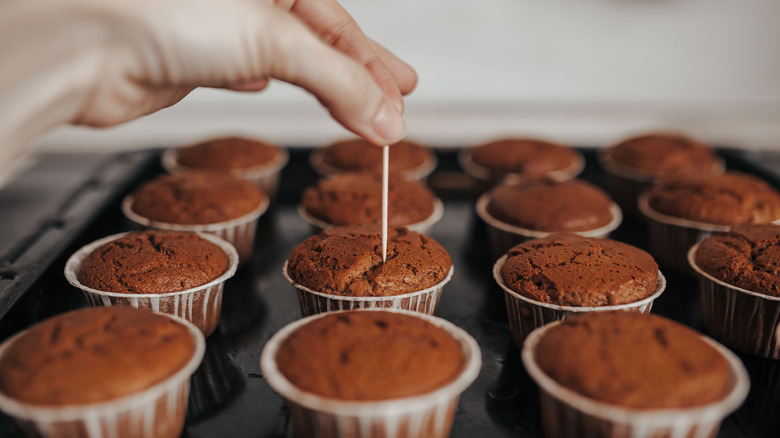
(29, 0, 780, 152)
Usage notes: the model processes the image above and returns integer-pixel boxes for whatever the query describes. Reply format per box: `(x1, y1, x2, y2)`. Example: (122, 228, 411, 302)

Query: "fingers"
(370, 40, 417, 96)
(225, 78, 271, 92)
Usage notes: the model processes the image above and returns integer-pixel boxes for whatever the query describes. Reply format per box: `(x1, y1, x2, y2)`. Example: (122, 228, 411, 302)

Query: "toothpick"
(382, 145, 389, 263)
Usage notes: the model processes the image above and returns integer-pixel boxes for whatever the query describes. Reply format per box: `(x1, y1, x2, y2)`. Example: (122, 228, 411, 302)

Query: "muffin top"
(130, 171, 266, 224)
(606, 133, 720, 177)
(175, 136, 283, 171)
(645, 172, 780, 225)
(467, 138, 579, 176)
(275, 310, 464, 400)
(486, 179, 614, 232)
(286, 225, 452, 297)
(500, 234, 658, 306)
(319, 138, 432, 175)
(77, 231, 229, 294)
(534, 311, 733, 409)
(695, 224, 780, 297)
(301, 173, 436, 227)
(0, 307, 196, 405)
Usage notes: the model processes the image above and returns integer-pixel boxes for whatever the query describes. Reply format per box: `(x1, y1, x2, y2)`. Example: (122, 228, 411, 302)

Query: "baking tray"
(0, 147, 778, 437)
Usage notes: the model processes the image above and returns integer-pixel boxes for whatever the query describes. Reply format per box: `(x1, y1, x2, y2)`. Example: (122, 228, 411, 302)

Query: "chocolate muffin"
(174, 136, 283, 171)
(315, 138, 435, 178)
(500, 234, 658, 307)
(533, 311, 733, 409)
(77, 230, 229, 294)
(605, 132, 721, 177)
(286, 225, 452, 297)
(464, 138, 582, 179)
(275, 310, 465, 400)
(301, 172, 437, 228)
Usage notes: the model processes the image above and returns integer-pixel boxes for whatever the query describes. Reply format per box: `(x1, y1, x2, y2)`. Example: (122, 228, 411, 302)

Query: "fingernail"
(372, 101, 405, 143)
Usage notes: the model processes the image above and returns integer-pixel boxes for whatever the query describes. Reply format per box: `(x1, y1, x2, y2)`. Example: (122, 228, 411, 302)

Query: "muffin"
(476, 178, 621, 258)
(522, 312, 749, 438)
(284, 225, 453, 316)
(639, 171, 780, 274)
(260, 309, 481, 438)
(299, 172, 443, 235)
(65, 231, 239, 336)
(690, 223, 780, 358)
(310, 138, 436, 182)
(162, 136, 288, 200)
(122, 171, 269, 264)
(0, 307, 205, 438)
(459, 138, 584, 190)
(494, 234, 665, 345)
(599, 132, 724, 218)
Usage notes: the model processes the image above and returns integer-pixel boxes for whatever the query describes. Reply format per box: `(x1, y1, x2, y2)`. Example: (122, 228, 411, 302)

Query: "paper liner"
(493, 255, 666, 347)
(308, 150, 438, 183)
(0, 313, 205, 438)
(121, 195, 267, 265)
(161, 147, 289, 202)
(297, 198, 444, 236)
(259, 309, 481, 438)
(476, 194, 622, 259)
(283, 262, 453, 317)
(64, 232, 239, 336)
(521, 319, 750, 438)
(689, 242, 780, 359)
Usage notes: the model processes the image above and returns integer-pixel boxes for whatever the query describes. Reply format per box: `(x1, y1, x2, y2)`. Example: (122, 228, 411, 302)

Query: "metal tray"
(0, 147, 778, 437)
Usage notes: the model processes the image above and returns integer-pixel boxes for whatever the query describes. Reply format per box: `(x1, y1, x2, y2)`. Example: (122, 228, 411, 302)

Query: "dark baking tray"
(1, 147, 779, 438)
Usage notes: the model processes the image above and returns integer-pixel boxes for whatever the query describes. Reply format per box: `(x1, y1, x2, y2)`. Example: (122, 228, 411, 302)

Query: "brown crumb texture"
(535, 311, 733, 409)
(78, 231, 229, 294)
(301, 173, 436, 226)
(286, 225, 452, 297)
(468, 138, 578, 175)
(0, 307, 195, 405)
(607, 132, 720, 176)
(696, 224, 780, 297)
(486, 179, 614, 231)
(276, 310, 464, 400)
(130, 171, 266, 224)
(176, 136, 282, 170)
(647, 172, 780, 225)
(500, 234, 658, 306)
(320, 139, 432, 174)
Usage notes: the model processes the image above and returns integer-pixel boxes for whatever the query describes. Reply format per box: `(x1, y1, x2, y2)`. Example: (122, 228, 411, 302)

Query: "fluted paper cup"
(689, 242, 780, 359)
(309, 149, 437, 184)
(122, 195, 267, 265)
(260, 309, 481, 438)
(0, 313, 205, 438)
(161, 146, 288, 202)
(522, 320, 749, 438)
(283, 262, 453, 317)
(65, 232, 239, 336)
(297, 198, 444, 236)
(476, 194, 622, 259)
(493, 255, 666, 348)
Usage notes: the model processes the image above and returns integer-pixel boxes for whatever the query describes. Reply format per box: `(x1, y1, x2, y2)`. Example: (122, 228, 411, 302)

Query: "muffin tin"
(1, 147, 779, 437)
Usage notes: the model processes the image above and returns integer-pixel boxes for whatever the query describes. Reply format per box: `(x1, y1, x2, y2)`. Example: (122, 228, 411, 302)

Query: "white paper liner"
(121, 194, 267, 265)
(309, 150, 438, 183)
(458, 148, 585, 192)
(689, 242, 780, 359)
(493, 254, 666, 347)
(259, 309, 481, 438)
(161, 147, 289, 202)
(521, 319, 750, 438)
(476, 193, 623, 259)
(0, 313, 205, 438)
(283, 262, 453, 317)
(64, 232, 239, 336)
(297, 198, 444, 236)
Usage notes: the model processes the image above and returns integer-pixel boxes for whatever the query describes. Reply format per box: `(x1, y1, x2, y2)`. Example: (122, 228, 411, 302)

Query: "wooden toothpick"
(382, 145, 389, 263)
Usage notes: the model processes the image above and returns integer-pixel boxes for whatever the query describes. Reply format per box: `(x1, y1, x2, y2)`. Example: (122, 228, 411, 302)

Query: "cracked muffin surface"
(129, 171, 266, 224)
(500, 234, 658, 306)
(78, 231, 229, 294)
(468, 138, 578, 176)
(0, 307, 195, 405)
(606, 132, 720, 176)
(275, 310, 464, 400)
(176, 136, 282, 170)
(534, 311, 732, 409)
(286, 225, 452, 297)
(695, 224, 780, 297)
(320, 138, 432, 175)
